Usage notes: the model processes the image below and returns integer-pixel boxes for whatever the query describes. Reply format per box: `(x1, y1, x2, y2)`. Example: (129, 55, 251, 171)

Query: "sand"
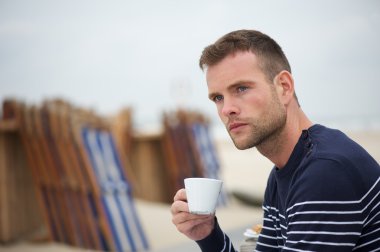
(0, 129, 379, 252)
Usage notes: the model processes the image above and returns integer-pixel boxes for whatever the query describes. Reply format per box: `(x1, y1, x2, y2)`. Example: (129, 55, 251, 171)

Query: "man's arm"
(196, 217, 236, 252)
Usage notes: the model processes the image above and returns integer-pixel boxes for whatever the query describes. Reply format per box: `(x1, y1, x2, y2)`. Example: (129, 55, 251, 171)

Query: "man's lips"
(228, 122, 247, 131)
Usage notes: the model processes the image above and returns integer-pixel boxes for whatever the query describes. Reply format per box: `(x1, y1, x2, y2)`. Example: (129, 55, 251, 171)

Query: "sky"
(1, 0, 380, 135)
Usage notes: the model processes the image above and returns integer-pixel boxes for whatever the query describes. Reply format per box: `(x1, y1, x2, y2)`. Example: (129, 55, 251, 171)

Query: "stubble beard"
(228, 93, 287, 151)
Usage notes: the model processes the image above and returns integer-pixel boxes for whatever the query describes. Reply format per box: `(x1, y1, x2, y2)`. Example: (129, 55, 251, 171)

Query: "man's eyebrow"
(229, 80, 255, 87)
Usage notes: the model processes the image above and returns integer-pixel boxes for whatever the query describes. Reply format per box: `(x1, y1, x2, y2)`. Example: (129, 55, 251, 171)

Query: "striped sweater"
(197, 124, 380, 251)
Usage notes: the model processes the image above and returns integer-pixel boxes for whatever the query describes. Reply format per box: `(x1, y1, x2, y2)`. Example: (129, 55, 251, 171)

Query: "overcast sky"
(1, 0, 379, 133)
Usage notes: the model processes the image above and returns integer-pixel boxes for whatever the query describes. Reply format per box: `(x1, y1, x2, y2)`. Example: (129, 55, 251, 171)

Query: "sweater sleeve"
(196, 217, 236, 252)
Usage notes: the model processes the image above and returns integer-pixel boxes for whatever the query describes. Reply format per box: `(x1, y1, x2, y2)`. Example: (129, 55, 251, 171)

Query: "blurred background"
(1, 0, 380, 132)
(0, 0, 379, 251)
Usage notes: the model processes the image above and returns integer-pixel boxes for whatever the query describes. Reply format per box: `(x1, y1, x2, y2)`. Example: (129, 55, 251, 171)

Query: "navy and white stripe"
(256, 125, 380, 251)
(197, 125, 380, 252)
(258, 177, 380, 251)
(82, 128, 149, 252)
(196, 218, 236, 252)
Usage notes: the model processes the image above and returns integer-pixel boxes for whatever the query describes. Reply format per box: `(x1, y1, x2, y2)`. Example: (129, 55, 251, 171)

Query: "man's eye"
(213, 95, 223, 102)
(237, 86, 248, 92)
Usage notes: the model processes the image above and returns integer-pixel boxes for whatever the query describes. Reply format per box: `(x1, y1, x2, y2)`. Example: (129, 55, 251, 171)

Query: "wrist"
(196, 217, 225, 250)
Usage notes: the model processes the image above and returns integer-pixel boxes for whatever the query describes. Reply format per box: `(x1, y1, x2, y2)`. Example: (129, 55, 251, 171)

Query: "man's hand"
(171, 188, 215, 241)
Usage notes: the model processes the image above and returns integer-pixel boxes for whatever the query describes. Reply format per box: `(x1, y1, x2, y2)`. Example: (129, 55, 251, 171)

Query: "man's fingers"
(171, 188, 215, 239)
(173, 188, 187, 202)
(172, 212, 214, 233)
(171, 199, 189, 215)
(172, 211, 211, 225)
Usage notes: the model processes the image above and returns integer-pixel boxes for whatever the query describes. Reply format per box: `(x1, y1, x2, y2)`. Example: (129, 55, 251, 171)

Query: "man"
(170, 29, 380, 251)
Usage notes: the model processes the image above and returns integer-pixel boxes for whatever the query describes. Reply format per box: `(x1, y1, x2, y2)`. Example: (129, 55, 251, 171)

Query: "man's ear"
(273, 70, 294, 105)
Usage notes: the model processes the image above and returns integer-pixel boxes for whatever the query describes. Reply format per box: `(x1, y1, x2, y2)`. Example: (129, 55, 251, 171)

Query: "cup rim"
(184, 177, 222, 182)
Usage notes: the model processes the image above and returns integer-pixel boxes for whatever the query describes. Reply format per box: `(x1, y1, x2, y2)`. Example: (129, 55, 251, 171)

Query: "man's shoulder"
(307, 125, 379, 179)
(289, 124, 379, 202)
(310, 124, 375, 163)
(291, 156, 379, 204)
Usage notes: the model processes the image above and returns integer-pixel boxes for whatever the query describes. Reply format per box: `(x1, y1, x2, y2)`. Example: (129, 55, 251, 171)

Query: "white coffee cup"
(184, 177, 223, 215)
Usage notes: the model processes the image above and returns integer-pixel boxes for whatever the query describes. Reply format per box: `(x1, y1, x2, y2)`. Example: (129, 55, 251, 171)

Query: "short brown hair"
(199, 29, 291, 83)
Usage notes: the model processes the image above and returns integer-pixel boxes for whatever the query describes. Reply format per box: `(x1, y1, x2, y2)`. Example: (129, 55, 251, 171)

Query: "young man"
(170, 29, 380, 251)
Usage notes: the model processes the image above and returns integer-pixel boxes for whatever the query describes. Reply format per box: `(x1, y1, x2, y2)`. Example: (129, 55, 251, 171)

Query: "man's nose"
(221, 99, 239, 117)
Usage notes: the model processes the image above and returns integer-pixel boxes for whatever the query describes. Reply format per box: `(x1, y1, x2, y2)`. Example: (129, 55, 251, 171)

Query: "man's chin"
(231, 139, 256, 150)
(228, 130, 256, 149)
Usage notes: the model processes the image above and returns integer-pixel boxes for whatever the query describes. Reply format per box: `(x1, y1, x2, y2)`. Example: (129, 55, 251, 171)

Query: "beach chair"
(0, 100, 44, 243)
(111, 108, 139, 197)
(42, 101, 103, 249)
(13, 99, 148, 251)
(15, 103, 64, 243)
(81, 126, 149, 252)
(162, 111, 204, 197)
(162, 109, 227, 207)
(39, 104, 85, 247)
(61, 102, 148, 251)
(70, 108, 116, 251)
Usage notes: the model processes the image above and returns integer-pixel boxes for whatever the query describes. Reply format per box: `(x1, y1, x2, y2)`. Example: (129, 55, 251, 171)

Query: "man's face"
(206, 51, 287, 150)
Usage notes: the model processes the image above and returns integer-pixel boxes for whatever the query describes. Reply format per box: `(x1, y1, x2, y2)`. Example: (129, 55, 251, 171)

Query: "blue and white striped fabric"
(191, 123, 228, 207)
(82, 128, 149, 252)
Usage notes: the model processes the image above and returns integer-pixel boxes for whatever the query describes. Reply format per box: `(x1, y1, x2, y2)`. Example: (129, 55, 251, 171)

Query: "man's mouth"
(228, 122, 247, 132)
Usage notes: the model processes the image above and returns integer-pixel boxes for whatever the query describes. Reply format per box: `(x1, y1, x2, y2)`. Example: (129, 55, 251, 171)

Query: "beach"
(0, 129, 379, 252)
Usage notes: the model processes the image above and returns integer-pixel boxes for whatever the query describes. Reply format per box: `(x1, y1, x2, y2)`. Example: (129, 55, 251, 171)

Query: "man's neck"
(257, 109, 313, 169)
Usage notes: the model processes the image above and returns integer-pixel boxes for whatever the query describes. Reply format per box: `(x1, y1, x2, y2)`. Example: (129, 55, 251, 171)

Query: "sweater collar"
(275, 124, 320, 178)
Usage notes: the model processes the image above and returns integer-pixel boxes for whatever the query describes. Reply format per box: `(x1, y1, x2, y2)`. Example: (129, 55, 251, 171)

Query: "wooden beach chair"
(162, 110, 228, 206)
(37, 104, 82, 246)
(111, 108, 139, 198)
(14, 103, 63, 243)
(81, 126, 149, 252)
(42, 100, 102, 249)
(5, 99, 148, 251)
(162, 112, 198, 197)
(0, 100, 44, 243)
(70, 108, 116, 251)
(162, 110, 206, 197)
